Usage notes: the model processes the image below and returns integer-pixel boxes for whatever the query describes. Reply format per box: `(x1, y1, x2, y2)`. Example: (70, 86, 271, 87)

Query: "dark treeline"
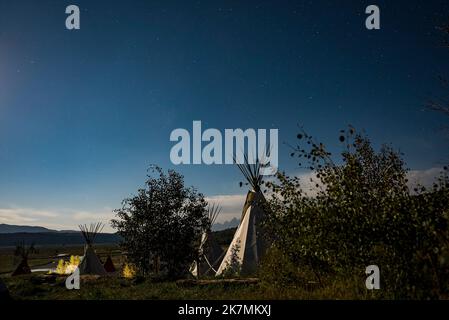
(0, 232, 121, 247)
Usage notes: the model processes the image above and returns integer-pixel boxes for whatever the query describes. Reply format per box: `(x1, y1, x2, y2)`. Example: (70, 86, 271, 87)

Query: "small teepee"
(190, 204, 225, 277)
(11, 242, 36, 276)
(78, 223, 107, 275)
(216, 156, 268, 276)
(103, 255, 116, 273)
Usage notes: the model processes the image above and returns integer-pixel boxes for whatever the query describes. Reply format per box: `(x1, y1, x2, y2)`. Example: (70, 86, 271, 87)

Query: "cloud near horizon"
(407, 167, 446, 188)
(0, 167, 445, 232)
(0, 207, 59, 224)
(205, 194, 247, 223)
(0, 206, 115, 232)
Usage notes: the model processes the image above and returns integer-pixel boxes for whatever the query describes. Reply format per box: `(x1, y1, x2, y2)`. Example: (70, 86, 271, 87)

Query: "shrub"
(263, 128, 449, 298)
(112, 166, 209, 279)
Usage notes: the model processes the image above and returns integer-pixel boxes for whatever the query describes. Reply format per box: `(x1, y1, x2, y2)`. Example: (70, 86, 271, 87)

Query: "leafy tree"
(264, 128, 449, 298)
(111, 166, 208, 279)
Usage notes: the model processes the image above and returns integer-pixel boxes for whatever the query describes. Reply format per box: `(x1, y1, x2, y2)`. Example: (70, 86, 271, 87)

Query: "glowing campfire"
(52, 255, 81, 275)
(122, 263, 137, 279)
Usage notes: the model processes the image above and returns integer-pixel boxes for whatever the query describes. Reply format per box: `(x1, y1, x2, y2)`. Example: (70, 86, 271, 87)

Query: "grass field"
(1, 273, 381, 300)
(0, 244, 384, 300)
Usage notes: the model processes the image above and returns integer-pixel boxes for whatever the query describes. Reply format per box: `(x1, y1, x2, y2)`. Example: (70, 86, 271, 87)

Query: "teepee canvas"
(78, 223, 107, 275)
(216, 158, 268, 276)
(11, 259, 32, 276)
(190, 204, 225, 277)
(104, 255, 116, 273)
(11, 242, 36, 276)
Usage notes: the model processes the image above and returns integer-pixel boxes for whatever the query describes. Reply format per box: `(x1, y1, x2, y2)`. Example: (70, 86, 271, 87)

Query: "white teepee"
(216, 157, 267, 276)
(191, 204, 224, 277)
(78, 223, 107, 275)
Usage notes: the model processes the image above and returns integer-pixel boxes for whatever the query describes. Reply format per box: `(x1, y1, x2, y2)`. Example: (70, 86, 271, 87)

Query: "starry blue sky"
(0, 0, 448, 230)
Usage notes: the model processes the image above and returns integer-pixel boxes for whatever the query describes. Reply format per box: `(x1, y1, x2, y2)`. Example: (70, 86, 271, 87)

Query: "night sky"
(0, 0, 448, 230)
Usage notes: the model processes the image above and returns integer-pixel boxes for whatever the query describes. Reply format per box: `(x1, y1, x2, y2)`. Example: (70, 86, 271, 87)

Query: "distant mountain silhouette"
(212, 217, 240, 231)
(0, 223, 235, 247)
(0, 232, 120, 247)
(0, 224, 119, 246)
(0, 224, 59, 233)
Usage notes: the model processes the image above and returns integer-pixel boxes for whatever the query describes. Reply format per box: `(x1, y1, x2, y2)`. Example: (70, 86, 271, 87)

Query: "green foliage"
(111, 166, 209, 279)
(264, 127, 449, 298)
(220, 241, 242, 278)
(258, 246, 308, 288)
